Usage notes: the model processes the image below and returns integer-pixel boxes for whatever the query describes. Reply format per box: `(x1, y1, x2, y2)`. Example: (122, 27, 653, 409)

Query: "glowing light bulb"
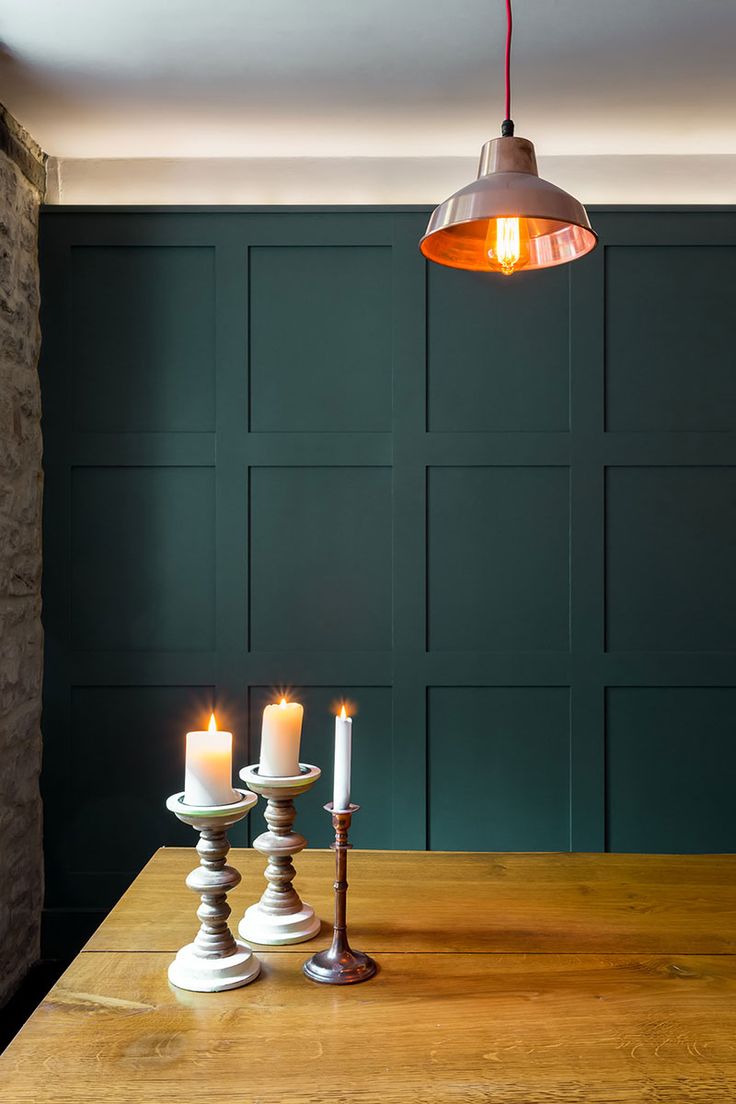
(496, 217, 520, 275)
(485, 216, 530, 276)
(208, 712, 217, 733)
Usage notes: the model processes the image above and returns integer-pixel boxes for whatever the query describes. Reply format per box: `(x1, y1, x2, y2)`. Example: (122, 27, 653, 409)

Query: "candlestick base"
(168, 939, 261, 993)
(238, 763, 322, 946)
(240, 901, 320, 946)
(303, 803, 377, 985)
(166, 789, 261, 992)
(302, 943, 377, 985)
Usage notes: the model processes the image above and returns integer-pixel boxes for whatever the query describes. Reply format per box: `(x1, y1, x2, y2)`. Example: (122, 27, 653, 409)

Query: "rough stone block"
(0, 132, 44, 1006)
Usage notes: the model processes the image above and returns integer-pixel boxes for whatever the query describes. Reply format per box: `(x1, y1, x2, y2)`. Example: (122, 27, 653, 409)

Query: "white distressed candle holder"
(166, 788, 261, 992)
(238, 763, 322, 946)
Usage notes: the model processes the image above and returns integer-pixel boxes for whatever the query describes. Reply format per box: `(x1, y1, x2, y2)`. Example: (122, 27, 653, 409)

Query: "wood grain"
(84, 848, 736, 954)
(4, 851, 736, 1101)
(2, 950, 735, 1103)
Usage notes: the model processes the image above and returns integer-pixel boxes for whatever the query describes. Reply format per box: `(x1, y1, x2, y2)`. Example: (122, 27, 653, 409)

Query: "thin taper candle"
(333, 705, 352, 811)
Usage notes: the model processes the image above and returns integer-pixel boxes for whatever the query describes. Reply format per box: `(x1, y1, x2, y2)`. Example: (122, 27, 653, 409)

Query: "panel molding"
(39, 206, 736, 933)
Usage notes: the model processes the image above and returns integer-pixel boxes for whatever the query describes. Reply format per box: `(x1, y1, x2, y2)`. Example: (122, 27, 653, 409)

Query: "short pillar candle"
(259, 698, 303, 777)
(184, 713, 237, 807)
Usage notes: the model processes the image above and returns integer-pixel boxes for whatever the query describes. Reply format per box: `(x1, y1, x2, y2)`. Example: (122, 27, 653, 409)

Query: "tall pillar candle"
(184, 713, 237, 807)
(333, 705, 352, 811)
(259, 698, 303, 777)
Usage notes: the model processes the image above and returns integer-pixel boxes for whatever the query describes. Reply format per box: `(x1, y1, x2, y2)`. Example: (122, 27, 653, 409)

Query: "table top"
(2, 849, 736, 1102)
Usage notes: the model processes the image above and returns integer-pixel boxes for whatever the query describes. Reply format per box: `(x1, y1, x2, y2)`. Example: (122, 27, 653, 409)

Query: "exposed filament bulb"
(485, 216, 529, 276)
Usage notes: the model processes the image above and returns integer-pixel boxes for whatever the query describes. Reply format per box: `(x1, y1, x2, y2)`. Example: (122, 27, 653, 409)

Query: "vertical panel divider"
(214, 232, 251, 844)
(390, 214, 430, 848)
(569, 243, 607, 850)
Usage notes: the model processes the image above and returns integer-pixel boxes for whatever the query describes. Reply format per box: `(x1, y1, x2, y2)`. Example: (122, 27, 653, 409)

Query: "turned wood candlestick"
(238, 763, 322, 945)
(303, 803, 377, 984)
(166, 789, 261, 992)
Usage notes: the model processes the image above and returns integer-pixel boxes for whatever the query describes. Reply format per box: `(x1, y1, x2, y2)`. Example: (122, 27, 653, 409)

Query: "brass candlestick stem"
(303, 803, 377, 985)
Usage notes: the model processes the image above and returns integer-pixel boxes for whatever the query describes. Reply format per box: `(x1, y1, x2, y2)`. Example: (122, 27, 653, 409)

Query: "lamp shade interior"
(420, 215, 597, 272)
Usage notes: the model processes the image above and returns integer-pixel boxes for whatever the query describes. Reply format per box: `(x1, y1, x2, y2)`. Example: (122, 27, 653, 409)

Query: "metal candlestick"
(166, 789, 261, 992)
(238, 763, 322, 945)
(303, 803, 377, 985)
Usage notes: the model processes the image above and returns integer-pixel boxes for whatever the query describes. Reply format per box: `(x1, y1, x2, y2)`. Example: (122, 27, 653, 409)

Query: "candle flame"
(331, 697, 357, 719)
(208, 712, 217, 733)
(279, 697, 287, 708)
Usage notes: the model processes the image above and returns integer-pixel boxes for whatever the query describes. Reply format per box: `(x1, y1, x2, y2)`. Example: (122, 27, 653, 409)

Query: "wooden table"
(1, 850, 736, 1102)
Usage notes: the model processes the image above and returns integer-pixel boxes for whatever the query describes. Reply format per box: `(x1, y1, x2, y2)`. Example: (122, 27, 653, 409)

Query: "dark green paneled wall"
(39, 206, 736, 938)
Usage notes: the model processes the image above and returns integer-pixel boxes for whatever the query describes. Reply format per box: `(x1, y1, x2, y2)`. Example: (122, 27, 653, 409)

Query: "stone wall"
(0, 106, 45, 1005)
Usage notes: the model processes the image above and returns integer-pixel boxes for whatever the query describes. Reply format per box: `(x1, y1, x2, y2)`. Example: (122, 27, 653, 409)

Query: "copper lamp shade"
(420, 136, 597, 273)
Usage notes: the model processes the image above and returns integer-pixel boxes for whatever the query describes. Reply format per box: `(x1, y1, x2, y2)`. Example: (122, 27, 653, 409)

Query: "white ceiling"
(2, 0, 736, 160)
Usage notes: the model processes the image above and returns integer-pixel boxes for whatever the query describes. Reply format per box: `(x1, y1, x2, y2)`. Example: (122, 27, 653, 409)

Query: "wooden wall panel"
(249, 245, 393, 432)
(39, 206, 736, 949)
(428, 687, 570, 851)
(70, 245, 215, 432)
(249, 466, 392, 652)
(56, 686, 213, 906)
(606, 466, 736, 652)
(427, 264, 570, 432)
(606, 687, 736, 852)
(427, 466, 570, 652)
(605, 245, 736, 432)
(70, 466, 216, 652)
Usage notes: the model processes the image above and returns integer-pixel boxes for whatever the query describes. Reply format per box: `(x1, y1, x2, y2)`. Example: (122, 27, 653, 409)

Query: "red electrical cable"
(504, 0, 513, 122)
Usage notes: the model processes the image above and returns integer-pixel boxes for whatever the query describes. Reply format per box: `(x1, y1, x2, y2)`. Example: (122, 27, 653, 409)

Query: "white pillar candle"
(184, 713, 237, 806)
(333, 705, 352, 811)
(259, 698, 303, 777)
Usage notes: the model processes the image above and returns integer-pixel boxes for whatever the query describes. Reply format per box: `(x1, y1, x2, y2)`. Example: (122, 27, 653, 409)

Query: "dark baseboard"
(0, 961, 67, 1053)
(41, 908, 109, 960)
(0, 909, 111, 1052)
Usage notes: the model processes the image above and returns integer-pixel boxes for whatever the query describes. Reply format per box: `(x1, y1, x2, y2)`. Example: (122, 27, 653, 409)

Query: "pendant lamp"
(420, 0, 597, 275)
